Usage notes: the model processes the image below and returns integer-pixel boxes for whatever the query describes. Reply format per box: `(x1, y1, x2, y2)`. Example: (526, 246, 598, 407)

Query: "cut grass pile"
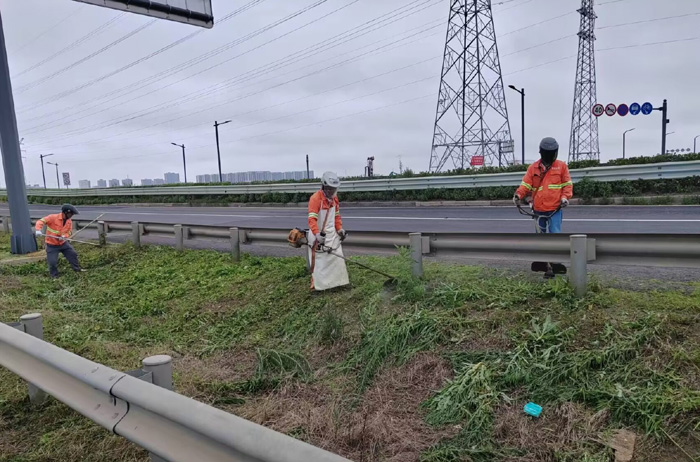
(0, 234, 698, 461)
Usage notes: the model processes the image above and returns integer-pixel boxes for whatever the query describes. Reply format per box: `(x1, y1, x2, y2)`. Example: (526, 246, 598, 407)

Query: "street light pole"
(214, 120, 231, 183)
(694, 135, 699, 154)
(47, 162, 60, 189)
(171, 143, 187, 183)
(508, 85, 525, 165)
(0, 10, 37, 254)
(40, 153, 54, 189)
(622, 128, 635, 159)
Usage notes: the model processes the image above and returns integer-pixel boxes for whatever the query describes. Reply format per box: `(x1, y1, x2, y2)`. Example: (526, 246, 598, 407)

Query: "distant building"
(108, 179, 120, 187)
(153, 178, 165, 185)
(122, 179, 133, 187)
(141, 179, 154, 186)
(78, 180, 91, 189)
(164, 172, 180, 184)
(97, 179, 107, 188)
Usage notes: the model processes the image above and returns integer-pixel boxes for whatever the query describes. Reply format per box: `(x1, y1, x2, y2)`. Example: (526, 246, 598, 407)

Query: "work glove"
(35, 230, 42, 237)
(560, 198, 569, 208)
(512, 194, 521, 206)
(315, 233, 326, 246)
(338, 229, 347, 242)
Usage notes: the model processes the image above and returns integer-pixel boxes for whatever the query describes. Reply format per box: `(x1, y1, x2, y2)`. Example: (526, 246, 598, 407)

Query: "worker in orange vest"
(35, 204, 85, 278)
(307, 172, 349, 291)
(513, 137, 573, 233)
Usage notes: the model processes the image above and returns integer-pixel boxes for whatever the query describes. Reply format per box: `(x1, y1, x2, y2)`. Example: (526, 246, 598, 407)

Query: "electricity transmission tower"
(569, 0, 600, 162)
(429, 0, 513, 172)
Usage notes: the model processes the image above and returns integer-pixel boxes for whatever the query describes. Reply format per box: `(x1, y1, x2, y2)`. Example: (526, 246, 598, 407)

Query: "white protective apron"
(307, 204, 350, 291)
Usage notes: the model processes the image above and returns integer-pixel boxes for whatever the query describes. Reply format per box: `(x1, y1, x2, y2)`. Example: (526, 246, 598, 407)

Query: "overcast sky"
(1, 0, 698, 186)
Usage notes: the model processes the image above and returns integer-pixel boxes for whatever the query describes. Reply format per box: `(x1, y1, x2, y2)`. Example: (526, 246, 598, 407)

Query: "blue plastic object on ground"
(524, 402, 542, 418)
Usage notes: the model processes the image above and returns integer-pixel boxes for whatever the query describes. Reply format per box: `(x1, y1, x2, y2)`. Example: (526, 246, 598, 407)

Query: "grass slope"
(0, 235, 698, 462)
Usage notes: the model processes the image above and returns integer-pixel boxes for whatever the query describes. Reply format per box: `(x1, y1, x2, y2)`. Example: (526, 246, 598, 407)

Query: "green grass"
(0, 233, 698, 461)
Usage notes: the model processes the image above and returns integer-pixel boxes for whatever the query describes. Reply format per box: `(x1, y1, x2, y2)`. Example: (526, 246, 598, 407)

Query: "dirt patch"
(494, 401, 610, 461)
(235, 353, 455, 461)
(636, 432, 700, 462)
(175, 349, 258, 399)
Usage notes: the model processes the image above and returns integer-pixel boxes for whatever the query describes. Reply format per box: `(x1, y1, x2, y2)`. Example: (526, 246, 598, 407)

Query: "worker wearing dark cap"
(35, 204, 85, 278)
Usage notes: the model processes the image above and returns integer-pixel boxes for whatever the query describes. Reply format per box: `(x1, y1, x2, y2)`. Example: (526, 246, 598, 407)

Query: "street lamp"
(508, 85, 525, 165)
(214, 120, 231, 183)
(622, 128, 635, 159)
(171, 142, 187, 183)
(46, 161, 60, 189)
(694, 135, 699, 154)
(39, 153, 54, 189)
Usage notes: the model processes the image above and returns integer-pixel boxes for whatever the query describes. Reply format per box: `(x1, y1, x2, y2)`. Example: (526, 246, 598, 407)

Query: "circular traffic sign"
(605, 103, 617, 116)
(617, 103, 629, 117)
(641, 102, 654, 115)
(592, 103, 605, 117)
(629, 102, 641, 116)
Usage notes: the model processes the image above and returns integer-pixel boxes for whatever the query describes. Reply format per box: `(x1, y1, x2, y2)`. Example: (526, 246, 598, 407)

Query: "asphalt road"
(3, 204, 699, 234)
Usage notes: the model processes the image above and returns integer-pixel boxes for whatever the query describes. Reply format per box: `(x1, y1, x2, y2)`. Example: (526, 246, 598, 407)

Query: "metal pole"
(0, 10, 38, 254)
(569, 235, 588, 298)
(19, 313, 47, 404)
(306, 154, 310, 179)
(521, 88, 525, 165)
(174, 224, 184, 251)
(41, 156, 47, 189)
(182, 145, 187, 184)
(55, 164, 60, 189)
(131, 221, 141, 247)
(659, 99, 669, 155)
(693, 135, 699, 154)
(214, 121, 224, 183)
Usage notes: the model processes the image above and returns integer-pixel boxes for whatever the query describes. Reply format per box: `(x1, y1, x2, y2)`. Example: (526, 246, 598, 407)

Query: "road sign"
(592, 103, 604, 117)
(641, 102, 654, 115)
(62, 172, 71, 186)
(74, 0, 214, 29)
(470, 156, 484, 166)
(629, 103, 641, 116)
(617, 103, 629, 117)
(605, 103, 617, 116)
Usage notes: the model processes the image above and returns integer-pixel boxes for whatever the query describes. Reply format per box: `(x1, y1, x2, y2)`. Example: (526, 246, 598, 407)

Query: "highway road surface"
(2, 204, 699, 234)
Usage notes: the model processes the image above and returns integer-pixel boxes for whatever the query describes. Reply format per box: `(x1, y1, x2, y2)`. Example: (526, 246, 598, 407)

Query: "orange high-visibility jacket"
(308, 190, 342, 235)
(515, 159, 573, 212)
(35, 213, 73, 246)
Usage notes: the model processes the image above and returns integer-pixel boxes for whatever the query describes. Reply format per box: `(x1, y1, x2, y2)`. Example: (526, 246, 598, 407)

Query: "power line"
(27, 0, 436, 144)
(16, 0, 270, 114)
(598, 11, 700, 30)
(12, 13, 127, 79)
(16, 18, 158, 93)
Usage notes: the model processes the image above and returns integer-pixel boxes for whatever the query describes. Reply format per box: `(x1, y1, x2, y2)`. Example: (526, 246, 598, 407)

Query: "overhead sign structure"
(470, 155, 485, 167)
(62, 172, 71, 186)
(592, 103, 605, 117)
(617, 103, 629, 117)
(641, 102, 654, 115)
(629, 102, 641, 116)
(605, 103, 617, 117)
(73, 0, 214, 29)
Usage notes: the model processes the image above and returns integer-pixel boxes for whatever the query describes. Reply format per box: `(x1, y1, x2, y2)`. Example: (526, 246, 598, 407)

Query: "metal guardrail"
(0, 317, 350, 462)
(6, 160, 700, 197)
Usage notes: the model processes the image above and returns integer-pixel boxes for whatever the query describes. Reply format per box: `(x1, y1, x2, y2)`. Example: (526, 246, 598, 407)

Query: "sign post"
(62, 172, 71, 188)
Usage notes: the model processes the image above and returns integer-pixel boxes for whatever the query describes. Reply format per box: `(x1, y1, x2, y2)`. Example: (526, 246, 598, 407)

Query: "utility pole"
(694, 135, 699, 154)
(0, 10, 37, 254)
(47, 162, 60, 189)
(171, 143, 187, 183)
(656, 99, 669, 155)
(508, 85, 525, 164)
(305, 154, 310, 180)
(622, 128, 635, 159)
(214, 120, 231, 183)
(40, 153, 54, 189)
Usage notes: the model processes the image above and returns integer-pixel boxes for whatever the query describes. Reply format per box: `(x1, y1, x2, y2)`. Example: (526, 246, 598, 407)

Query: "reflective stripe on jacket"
(35, 213, 72, 246)
(515, 160, 573, 212)
(308, 190, 342, 235)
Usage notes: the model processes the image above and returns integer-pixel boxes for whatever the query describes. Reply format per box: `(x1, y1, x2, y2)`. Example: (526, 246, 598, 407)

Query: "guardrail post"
(131, 222, 141, 247)
(2, 216, 9, 233)
(142, 355, 173, 462)
(72, 220, 78, 234)
(230, 228, 240, 261)
(97, 221, 106, 246)
(570, 235, 588, 297)
(19, 313, 47, 404)
(174, 225, 184, 251)
(409, 233, 423, 278)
